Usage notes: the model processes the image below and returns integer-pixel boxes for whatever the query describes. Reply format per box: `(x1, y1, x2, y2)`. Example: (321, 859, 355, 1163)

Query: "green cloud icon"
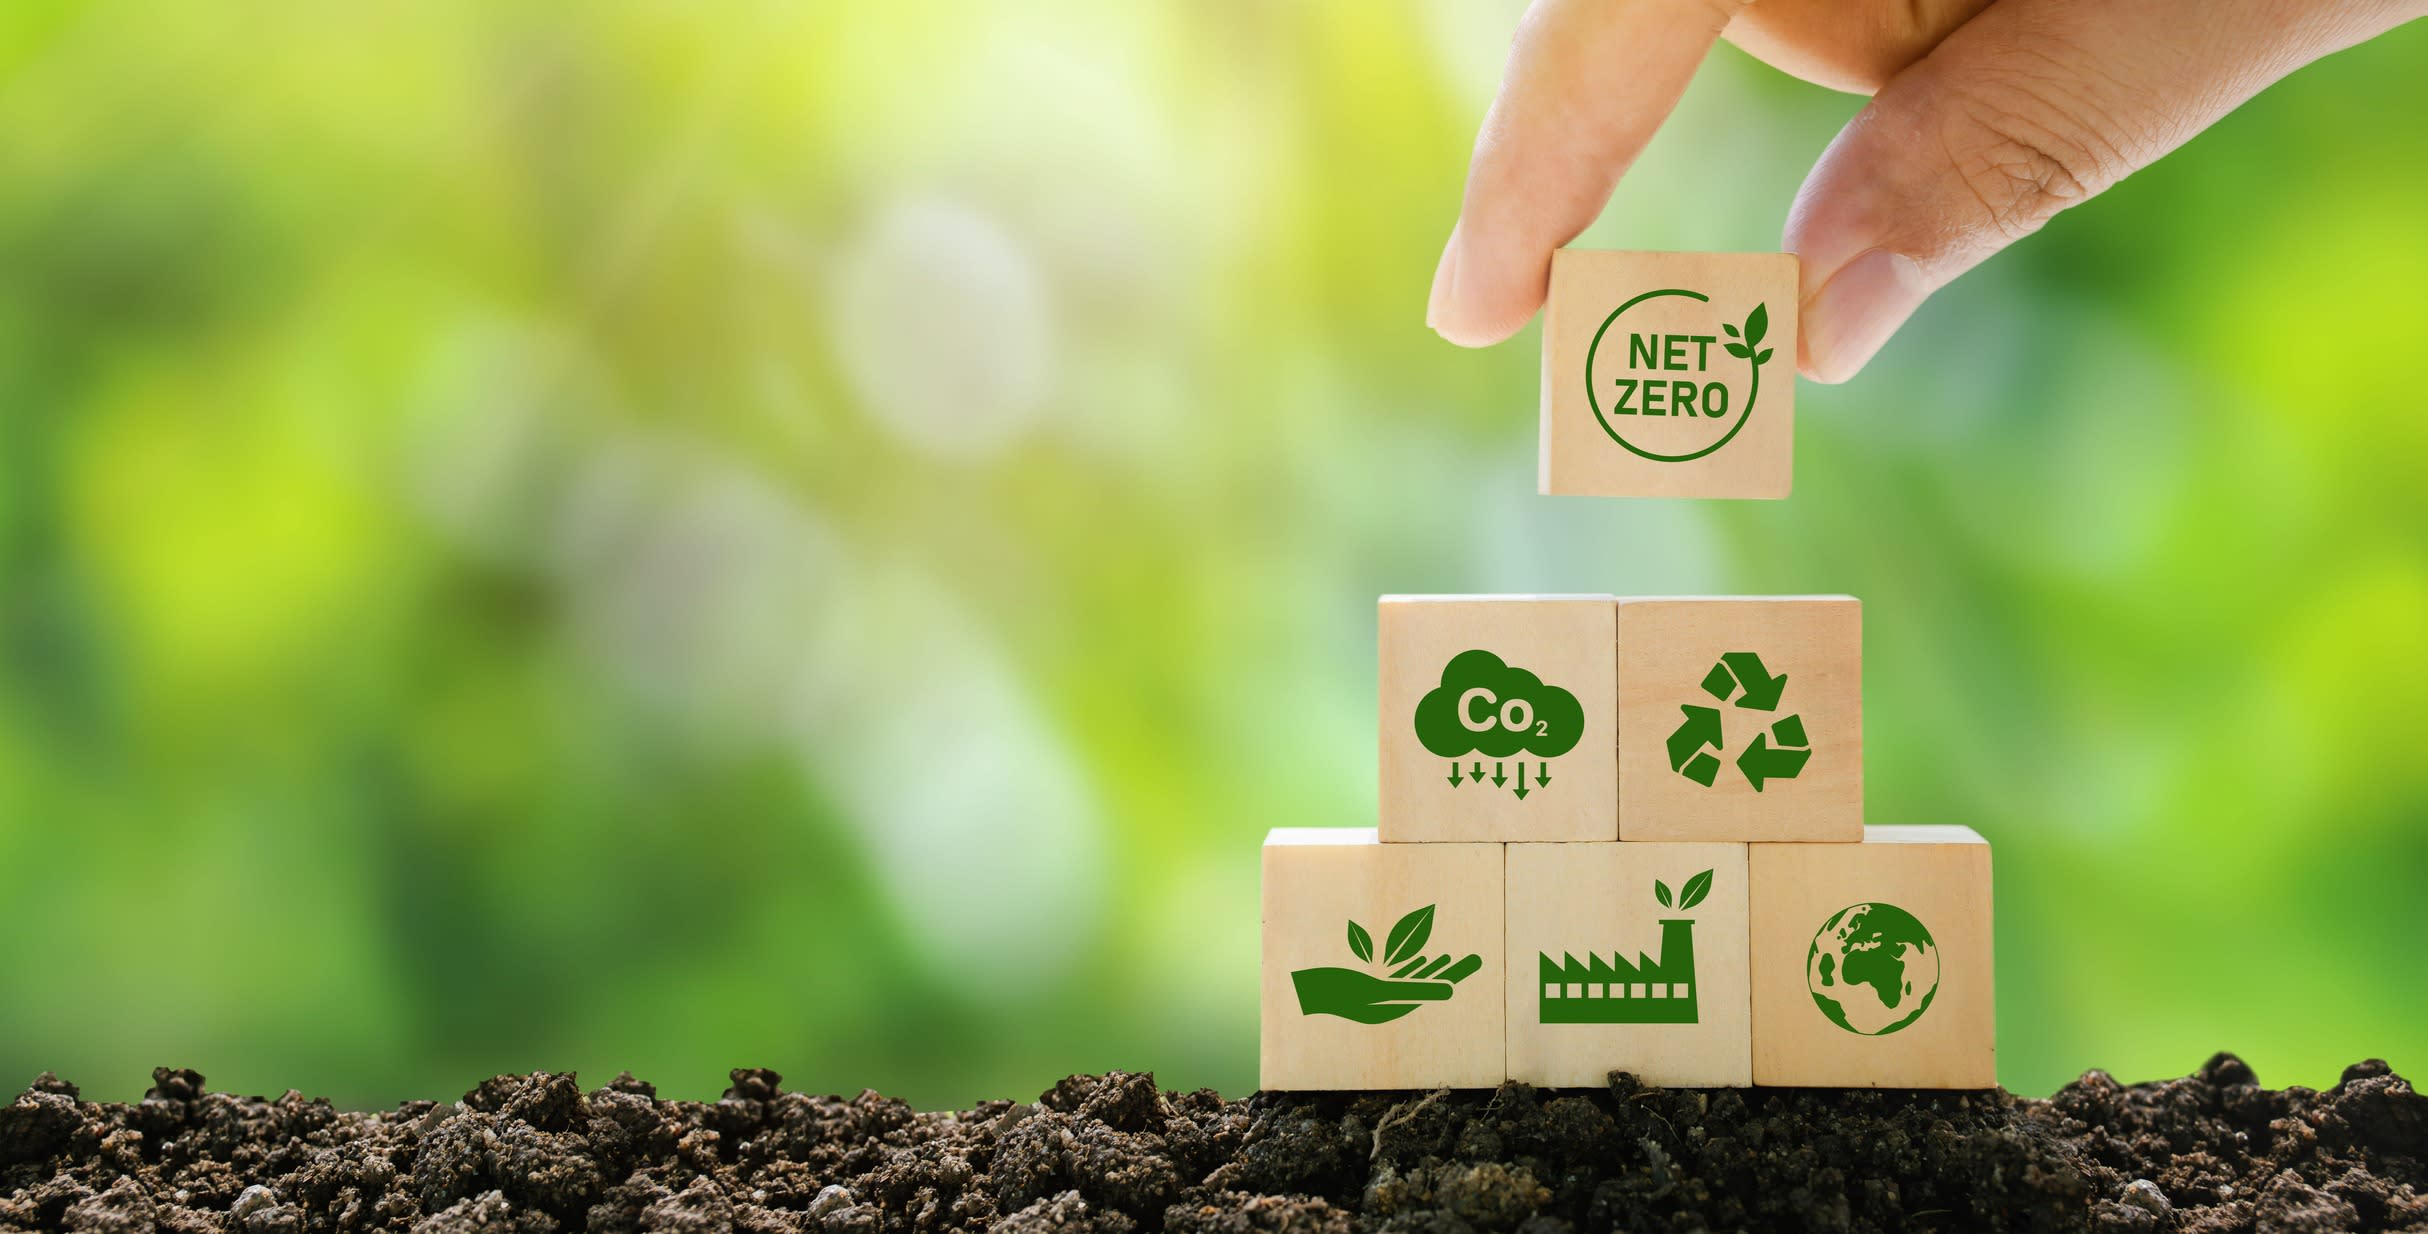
(1414, 650, 1584, 759)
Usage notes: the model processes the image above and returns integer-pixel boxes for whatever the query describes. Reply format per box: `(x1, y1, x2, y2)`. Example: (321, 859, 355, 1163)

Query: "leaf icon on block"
(1347, 920, 1373, 963)
(1678, 868, 1714, 911)
(1744, 303, 1769, 347)
(1384, 905, 1435, 967)
(1655, 880, 1673, 909)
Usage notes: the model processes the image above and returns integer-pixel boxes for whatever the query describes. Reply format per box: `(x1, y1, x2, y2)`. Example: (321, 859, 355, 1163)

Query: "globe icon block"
(1805, 902, 1939, 1036)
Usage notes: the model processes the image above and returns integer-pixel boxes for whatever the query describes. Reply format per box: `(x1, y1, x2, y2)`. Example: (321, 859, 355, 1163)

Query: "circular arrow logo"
(1664, 651, 1811, 791)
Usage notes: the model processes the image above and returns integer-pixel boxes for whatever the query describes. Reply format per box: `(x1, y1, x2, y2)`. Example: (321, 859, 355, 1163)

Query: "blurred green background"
(2, 1, 2423, 1110)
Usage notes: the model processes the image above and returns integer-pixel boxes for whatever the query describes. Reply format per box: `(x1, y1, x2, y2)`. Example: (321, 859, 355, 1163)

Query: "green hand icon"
(1292, 905, 1480, 1024)
(1291, 959, 1483, 1024)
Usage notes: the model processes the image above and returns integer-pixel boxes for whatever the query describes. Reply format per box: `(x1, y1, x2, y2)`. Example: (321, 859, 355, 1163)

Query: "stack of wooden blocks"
(1260, 596, 1994, 1091)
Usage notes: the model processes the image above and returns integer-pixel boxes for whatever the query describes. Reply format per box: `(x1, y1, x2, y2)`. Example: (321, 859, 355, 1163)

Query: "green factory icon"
(1538, 869, 1712, 1025)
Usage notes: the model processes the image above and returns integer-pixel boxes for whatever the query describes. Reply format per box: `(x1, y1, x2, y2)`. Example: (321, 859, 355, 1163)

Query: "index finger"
(1428, 0, 1745, 346)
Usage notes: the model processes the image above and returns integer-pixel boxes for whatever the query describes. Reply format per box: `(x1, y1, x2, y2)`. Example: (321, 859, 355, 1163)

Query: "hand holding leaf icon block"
(1261, 828, 1505, 1090)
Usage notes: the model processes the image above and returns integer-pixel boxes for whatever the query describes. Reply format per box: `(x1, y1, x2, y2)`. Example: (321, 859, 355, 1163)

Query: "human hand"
(1292, 956, 1483, 1025)
(1426, 0, 2425, 382)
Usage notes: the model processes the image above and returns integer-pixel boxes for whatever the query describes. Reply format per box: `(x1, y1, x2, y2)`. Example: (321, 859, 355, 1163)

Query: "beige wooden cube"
(1379, 596, 1617, 843)
(1749, 826, 1995, 1089)
(1616, 596, 1860, 843)
(1505, 842, 1750, 1088)
(1261, 829, 1505, 1090)
(1540, 250, 1798, 500)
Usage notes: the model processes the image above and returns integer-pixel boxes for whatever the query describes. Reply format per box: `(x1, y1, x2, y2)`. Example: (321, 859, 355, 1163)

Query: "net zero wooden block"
(1505, 842, 1750, 1088)
(1261, 829, 1506, 1090)
(1540, 250, 1798, 500)
(1749, 826, 1994, 1089)
(1379, 595, 1618, 844)
(1616, 596, 1860, 843)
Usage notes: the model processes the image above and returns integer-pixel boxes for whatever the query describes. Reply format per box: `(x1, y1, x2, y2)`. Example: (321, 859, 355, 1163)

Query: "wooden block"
(1505, 842, 1750, 1088)
(1616, 596, 1861, 843)
(1379, 596, 1618, 843)
(1749, 826, 1995, 1089)
(1261, 829, 1505, 1090)
(1540, 250, 1798, 500)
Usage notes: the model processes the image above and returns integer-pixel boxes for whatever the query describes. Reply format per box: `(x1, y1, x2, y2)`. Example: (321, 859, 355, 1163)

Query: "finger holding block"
(1379, 596, 1618, 843)
(1617, 596, 1862, 843)
(1541, 250, 1798, 500)
(1750, 826, 1996, 1089)
(1506, 842, 1750, 1089)
(1261, 829, 1505, 1091)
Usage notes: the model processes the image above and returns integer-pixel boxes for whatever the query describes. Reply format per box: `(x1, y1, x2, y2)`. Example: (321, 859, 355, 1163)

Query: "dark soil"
(3, 1054, 2422, 1233)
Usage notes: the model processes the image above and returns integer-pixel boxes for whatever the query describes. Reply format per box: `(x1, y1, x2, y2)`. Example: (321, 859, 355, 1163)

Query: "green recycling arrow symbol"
(1666, 704, 1724, 786)
(1666, 651, 1811, 792)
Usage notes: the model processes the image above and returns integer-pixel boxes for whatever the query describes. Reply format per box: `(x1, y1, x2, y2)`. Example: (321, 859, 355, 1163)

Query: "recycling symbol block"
(1665, 651, 1812, 791)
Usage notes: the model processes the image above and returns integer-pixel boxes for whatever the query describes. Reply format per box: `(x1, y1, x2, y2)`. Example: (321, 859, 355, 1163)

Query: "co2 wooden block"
(1379, 596, 1618, 843)
(1261, 829, 1505, 1090)
(1505, 842, 1750, 1088)
(1749, 826, 1995, 1089)
(1540, 250, 1798, 500)
(1616, 596, 1861, 843)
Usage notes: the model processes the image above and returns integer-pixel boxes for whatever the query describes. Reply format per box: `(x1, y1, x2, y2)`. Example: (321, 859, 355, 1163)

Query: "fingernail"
(1426, 224, 1463, 336)
(1801, 249, 1929, 384)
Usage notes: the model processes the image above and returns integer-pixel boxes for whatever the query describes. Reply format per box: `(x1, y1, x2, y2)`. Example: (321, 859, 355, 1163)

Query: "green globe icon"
(1806, 902, 1940, 1036)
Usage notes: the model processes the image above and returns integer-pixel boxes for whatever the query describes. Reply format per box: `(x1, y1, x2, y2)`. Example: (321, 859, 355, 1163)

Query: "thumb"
(1785, 0, 2424, 383)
